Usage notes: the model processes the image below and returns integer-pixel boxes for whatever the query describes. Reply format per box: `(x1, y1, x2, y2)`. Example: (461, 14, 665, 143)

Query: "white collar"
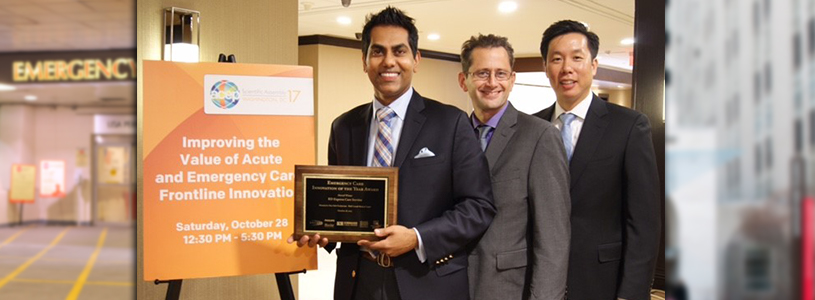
(554, 92, 593, 120)
(372, 87, 413, 121)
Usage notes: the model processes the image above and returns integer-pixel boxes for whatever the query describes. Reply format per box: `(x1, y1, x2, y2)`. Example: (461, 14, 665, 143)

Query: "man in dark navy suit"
(289, 6, 495, 300)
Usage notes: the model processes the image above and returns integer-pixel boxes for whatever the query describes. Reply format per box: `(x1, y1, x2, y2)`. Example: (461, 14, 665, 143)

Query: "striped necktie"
(373, 107, 397, 167)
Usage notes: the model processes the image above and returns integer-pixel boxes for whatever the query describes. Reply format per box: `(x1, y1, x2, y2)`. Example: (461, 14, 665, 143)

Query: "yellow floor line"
(13, 278, 132, 286)
(0, 227, 31, 249)
(83, 280, 133, 287)
(0, 227, 70, 290)
(15, 278, 73, 284)
(65, 228, 107, 300)
(0, 255, 130, 265)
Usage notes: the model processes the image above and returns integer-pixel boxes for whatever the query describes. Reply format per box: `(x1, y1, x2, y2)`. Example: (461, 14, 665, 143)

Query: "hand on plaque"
(286, 233, 329, 248)
(357, 225, 417, 257)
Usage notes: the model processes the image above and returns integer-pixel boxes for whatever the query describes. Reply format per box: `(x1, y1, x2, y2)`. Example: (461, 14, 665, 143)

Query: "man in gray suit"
(458, 34, 571, 300)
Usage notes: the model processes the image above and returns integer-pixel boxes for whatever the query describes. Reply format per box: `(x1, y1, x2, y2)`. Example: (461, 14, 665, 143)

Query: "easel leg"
(17, 203, 23, 227)
(275, 272, 296, 300)
(165, 279, 182, 300)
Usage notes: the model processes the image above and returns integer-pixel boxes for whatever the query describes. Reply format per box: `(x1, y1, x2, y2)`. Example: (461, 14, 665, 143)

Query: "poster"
(39, 160, 65, 198)
(99, 146, 126, 184)
(10, 164, 35, 203)
(142, 61, 317, 280)
(76, 148, 88, 167)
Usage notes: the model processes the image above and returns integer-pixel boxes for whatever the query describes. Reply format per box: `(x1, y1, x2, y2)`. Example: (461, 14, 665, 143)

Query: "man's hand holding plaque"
(357, 225, 418, 257)
(286, 233, 329, 248)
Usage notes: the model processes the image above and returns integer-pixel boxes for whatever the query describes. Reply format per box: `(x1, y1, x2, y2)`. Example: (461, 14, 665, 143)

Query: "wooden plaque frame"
(294, 165, 398, 242)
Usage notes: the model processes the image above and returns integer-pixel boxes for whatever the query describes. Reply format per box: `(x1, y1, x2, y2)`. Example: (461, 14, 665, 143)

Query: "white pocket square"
(413, 147, 435, 159)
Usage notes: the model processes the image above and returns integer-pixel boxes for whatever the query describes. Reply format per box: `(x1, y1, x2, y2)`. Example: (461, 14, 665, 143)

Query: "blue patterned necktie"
(373, 107, 396, 167)
(559, 113, 576, 161)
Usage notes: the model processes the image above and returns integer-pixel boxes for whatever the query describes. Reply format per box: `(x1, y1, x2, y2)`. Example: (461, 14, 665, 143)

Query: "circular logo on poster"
(210, 80, 240, 109)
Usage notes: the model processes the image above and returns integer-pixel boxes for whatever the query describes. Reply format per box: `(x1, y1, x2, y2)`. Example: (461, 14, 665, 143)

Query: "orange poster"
(10, 164, 35, 203)
(142, 61, 317, 280)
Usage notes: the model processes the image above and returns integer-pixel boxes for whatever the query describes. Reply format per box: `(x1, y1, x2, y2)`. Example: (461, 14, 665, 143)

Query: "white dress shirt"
(364, 87, 427, 263)
(366, 88, 412, 166)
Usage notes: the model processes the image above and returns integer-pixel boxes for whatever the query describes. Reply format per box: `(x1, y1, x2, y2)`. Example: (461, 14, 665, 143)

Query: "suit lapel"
(535, 104, 556, 122)
(568, 95, 609, 188)
(393, 91, 427, 167)
(485, 103, 517, 169)
(351, 104, 372, 166)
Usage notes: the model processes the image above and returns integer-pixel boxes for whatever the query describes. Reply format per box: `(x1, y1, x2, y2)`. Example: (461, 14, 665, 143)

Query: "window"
(765, 138, 772, 169)
(809, 19, 815, 56)
(765, 63, 772, 93)
(763, 0, 770, 20)
(734, 94, 740, 123)
(809, 110, 815, 146)
(753, 1, 761, 35)
(733, 30, 739, 58)
(705, 64, 716, 90)
(796, 118, 803, 152)
(745, 247, 771, 291)
(794, 33, 802, 70)
(734, 159, 741, 195)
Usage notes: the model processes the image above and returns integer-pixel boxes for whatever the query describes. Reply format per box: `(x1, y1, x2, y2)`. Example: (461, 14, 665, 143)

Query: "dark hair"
(539, 20, 600, 61)
(460, 34, 515, 73)
(361, 6, 419, 58)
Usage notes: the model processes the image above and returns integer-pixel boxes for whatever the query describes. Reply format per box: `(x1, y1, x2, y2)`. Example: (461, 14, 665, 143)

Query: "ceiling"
(299, 0, 636, 70)
(0, 0, 634, 108)
(0, 0, 133, 52)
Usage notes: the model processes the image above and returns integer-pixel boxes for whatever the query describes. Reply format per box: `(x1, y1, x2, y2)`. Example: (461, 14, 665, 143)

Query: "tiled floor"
(0, 224, 133, 300)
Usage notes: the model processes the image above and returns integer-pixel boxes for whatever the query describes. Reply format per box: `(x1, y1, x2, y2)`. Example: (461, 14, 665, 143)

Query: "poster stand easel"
(154, 269, 305, 300)
(16, 203, 23, 227)
(151, 55, 306, 300)
(9, 164, 36, 227)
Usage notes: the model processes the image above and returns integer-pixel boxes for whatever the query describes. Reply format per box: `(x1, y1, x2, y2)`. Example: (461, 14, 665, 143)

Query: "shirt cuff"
(412, 227, 426, 263)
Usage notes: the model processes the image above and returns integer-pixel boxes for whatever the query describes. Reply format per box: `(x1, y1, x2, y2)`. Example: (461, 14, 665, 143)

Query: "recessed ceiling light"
(621, 38, 635, 45)
(0, 83, 15, 91)
(498, 1, 518, 13)
(337, 16, 352, 25)
(427, 33, 440, 41)
(25, 95, 37, 101)
(617, 85, 624, 88)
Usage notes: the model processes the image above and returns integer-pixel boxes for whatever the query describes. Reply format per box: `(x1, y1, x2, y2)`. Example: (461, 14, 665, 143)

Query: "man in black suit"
(289, 6, 496, 300)
(533, 20, 661, 300)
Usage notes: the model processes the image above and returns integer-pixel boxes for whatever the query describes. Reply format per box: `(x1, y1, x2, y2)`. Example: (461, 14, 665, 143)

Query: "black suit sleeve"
(617, 114, 661, 300)
(414, 111, 496, 263)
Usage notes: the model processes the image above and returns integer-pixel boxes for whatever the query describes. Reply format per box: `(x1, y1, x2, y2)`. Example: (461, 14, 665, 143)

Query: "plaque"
(294, 165, 398, 242)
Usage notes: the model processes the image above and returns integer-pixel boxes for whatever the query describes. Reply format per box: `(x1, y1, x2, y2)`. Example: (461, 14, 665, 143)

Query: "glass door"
(92, 134, 135, 224)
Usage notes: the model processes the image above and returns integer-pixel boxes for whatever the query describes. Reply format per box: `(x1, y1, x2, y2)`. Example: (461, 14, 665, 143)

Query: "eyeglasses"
(468, 70, 513, 81)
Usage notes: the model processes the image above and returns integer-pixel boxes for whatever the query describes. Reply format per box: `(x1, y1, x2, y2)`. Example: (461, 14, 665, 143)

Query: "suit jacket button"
(352, 270, 356, 278)
(448, 255, 453, 258)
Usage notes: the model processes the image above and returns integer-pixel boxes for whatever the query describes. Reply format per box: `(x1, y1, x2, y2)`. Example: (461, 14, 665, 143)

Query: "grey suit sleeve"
(617, 114, 661, 300)
(528, 125, 571, 300)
